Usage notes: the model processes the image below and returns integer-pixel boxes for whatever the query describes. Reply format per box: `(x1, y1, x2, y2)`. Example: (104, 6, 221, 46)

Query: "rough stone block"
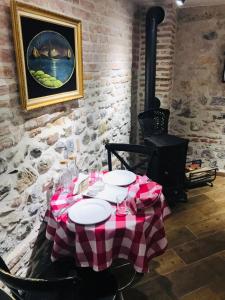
(211, 97, 225, 106)
(29, 128, 42, 138)
(16, 167, 38, 193)
(0, 136, 15, 152)
(37, 157, 53, 174)
(46, 132, 59, 145)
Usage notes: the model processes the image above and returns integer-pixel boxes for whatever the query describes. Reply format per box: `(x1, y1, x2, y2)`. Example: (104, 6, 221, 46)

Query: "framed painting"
(10, 0, 83, 110)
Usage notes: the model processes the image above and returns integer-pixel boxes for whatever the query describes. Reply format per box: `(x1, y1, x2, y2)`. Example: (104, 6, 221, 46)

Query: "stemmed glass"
(94, 172, 104, 190)
(59, 160, 73, 194)
(116, 193, 129, 216)
(68, 154, 79, 179)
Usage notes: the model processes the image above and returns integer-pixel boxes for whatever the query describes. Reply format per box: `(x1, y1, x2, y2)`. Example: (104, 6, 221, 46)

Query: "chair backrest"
(0, 256, 79, 300)
(105, 143, 155, 177)
(138, 108, 170, 137)
(0, 288, 16, 300)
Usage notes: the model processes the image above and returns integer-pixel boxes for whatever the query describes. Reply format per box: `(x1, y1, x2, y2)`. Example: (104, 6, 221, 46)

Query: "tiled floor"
(124, 176, 225, 300)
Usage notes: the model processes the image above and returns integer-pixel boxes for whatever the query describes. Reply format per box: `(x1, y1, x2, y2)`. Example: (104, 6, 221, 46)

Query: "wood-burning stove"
(140, 6, 189, 204)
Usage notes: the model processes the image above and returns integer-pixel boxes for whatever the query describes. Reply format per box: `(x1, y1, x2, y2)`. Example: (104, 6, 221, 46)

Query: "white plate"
(103, 170, 136, 186)
(82, 183, 128, 204)
(68, 198, 112, 225)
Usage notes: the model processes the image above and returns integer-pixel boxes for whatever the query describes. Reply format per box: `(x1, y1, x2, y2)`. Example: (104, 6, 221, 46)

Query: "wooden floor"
(124, 176, 225, 300)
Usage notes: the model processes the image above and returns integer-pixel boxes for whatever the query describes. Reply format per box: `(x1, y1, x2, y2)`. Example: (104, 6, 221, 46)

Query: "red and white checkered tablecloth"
(45, 172, 170, 273)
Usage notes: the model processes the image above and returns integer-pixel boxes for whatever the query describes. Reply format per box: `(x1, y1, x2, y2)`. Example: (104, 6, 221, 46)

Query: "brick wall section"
(130, 8, 142, 144)
(0, 0, 139, 272)
(134, 3, 177, 144)
(156, 4, 177, 108)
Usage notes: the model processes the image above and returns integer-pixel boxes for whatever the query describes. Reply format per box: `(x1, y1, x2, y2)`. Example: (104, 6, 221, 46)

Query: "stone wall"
(0, 0, 139, 271)
(133, 2, 177, 144)
(170, 5, 225, 170)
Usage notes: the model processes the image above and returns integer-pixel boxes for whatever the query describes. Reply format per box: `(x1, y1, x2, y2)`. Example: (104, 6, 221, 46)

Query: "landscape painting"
(10, 0, 83, 110)
(27, 31, 75, 89)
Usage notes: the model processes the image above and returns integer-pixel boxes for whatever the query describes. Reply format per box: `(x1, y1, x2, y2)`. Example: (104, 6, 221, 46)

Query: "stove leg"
(164, 188, 188, 206)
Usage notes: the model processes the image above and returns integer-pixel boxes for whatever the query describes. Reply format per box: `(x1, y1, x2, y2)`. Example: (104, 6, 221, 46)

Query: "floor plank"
(180, 287, 221, 300)
(187, 213, 225, 238)
(166, 227, 197, 248)
(174, 230, 225, 264)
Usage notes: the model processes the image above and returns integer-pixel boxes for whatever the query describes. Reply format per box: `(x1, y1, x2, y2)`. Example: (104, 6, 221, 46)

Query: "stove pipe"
(145, 6, 165, 111)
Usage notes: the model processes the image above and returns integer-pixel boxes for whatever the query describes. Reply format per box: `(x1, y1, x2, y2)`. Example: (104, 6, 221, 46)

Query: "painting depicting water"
(27, 31, 75, 89)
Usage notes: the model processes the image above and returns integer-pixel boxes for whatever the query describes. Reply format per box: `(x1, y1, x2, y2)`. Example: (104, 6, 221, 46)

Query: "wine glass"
(59, 160, 73, 194)
(116, 194, 129, 216)
(94, 172, 104, 190)
(68, 154, 79, 179)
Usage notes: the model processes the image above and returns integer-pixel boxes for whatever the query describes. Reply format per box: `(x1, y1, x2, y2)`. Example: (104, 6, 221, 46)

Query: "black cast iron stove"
(139, 6, 189, 204)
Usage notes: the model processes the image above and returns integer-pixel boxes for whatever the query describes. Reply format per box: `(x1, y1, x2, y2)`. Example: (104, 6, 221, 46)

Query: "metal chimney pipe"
(145, 6, 165, 111)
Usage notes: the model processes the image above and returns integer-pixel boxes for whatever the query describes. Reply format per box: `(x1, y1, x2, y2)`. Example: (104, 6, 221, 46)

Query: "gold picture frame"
(10, 0, 83, 110)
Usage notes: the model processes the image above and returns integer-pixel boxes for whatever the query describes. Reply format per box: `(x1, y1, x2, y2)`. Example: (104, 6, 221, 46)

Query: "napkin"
(73, 173, 89, 195)
(136, 181, 162, 210)
(83, 183, 128, 204)
(126, 180, 162, 214)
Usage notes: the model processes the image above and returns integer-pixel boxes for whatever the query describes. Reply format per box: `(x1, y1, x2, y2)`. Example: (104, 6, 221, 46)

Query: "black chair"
(0, 256, 117, 300)
(0, 287, 16, 300)
(75, 267, 118, 300)
(110, 259, 143, 300)
(105, 143, 156, 176)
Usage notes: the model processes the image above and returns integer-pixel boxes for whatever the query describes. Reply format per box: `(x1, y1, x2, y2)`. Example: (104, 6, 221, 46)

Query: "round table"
(45, 172, 170, 273)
